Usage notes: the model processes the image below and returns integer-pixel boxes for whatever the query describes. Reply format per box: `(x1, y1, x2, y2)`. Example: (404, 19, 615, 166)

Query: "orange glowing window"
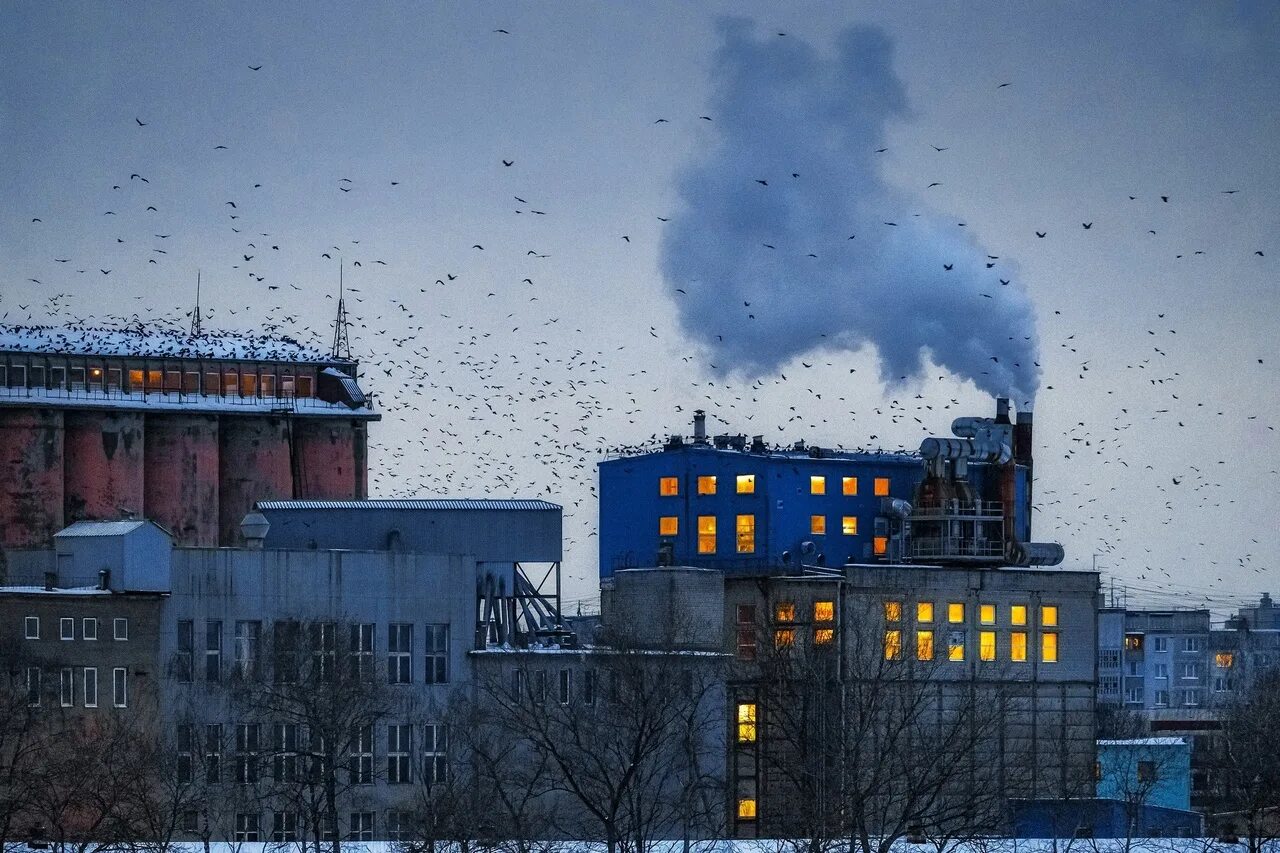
(884, 601, 902, 622)
(874, 477, 890, 496)
(737, 798, 757, 820)
(659, 477, 679, 497)
(842, 516, 858, 536)
(736, 474, 755, 494)
(810, 515, 826, 535)
(1011, 631, 1028, 662)
(980, 604, 996, 625)
(697, 475, 716, 495)
(949, 603, 965, 624)
(980, 631, 996, 661)
(916, 630, 934, 661)
(813, 601, 834, 623)
(697, 516, 716, 554)
(774, 628, 795, 649)
(842, 476, 858, 496)
(659, 516, 678, 537)
(917, 602, 934, 623)
(736, 514, 755, 554)
(1041, 605, 1058, 627)
(814, 628, 834, 646)
(873, 536, 888, 555)
(884, 629, 902, 660)
(774, 602, 795, 623)
(1011, 605, 1028, 626)
(810, 476, 825, 495)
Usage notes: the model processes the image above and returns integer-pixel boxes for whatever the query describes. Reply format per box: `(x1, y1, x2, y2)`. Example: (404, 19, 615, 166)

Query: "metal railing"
(909, 537, 1005, 560)
(910, 500, 1004, 520)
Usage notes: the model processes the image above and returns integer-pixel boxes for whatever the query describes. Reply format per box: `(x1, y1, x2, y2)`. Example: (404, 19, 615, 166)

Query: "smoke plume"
(661, 20, 1040, 407)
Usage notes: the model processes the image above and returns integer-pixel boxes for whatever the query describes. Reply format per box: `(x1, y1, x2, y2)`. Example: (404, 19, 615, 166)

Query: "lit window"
(884, 629, 902, 660)
(814, 628, 834, 646)
(697, 516, 716, 554)
(810, 476, 825, 495)
(697, 475, 717, 495)
(948, 630, 966, 661)
(948, 603, 965, 624)
(736, 474, 755, 494)
(874, 477, 890, 496)
(884, 601, 902, 622)
(659, 516, 678, 536)
(1041, 605, 1058, 627)
(736, 703, 757, 743)
(774, 602, 795, 622)
(736, 514, 755, 554)
(916, 630, 934, 661)
(774, 628, 795, 649)
(842, 516, 858, 536)
(1041, 632, 1059, 663)
(1215, 652, 1234, 669)
(1011, 631, 1028, 662)
(737, 798, 757, 820)
(917, 602, 934, 623)
(814, 601, 834, 622)
(659, 477, 679, 496)
(1011, 605, 1027, 626)
(980, 631, 996, 661)
(810, 515, 826, 535)
(980, 604, 996, 625)
(873, 536, 888, 555)
(842, 476, 858, 496)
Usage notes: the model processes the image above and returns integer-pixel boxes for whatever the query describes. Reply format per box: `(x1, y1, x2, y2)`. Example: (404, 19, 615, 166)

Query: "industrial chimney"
(692, 410, 708, 444)
(1014, 408, 1034, 538)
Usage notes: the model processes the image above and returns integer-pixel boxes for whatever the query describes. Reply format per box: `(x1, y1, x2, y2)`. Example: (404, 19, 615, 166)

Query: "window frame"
(736, 474, 755, 494)
(658, 476, 679, 497)
(810, 475, 826, 495)
(113, 617, 128, 641)
(82, 617, 98, 640)
(697, 475, 717, 495)
(842, 476, 858, 496)
(83, 667, 98, 707)
(60, 617, 74, 640)
(24, 616, 39, 640)
(113, 666, 128, 707)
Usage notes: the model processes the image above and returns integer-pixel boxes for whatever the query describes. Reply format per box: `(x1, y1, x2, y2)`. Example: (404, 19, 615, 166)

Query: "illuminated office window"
(980, 604, 996, 625)
(917, 602, 934, 623)
(659, 477, 679, 496)
(814, 628, 834, 646)
(737, 799, 757, 820)
(659, 517, 678, 537)
(1041, 605, 1058, 627)
(697, 476, 717, 495)
(774, 602, 795, 622)
(916, 630, 934, 661)
(842, 477, 858, 496)
(1011, 605, 1028, 626)
(842, 516, 858, 536)
(884, 601, 902, 622)
(949, 603, 965, 624)
(736, 514, 755, 554)
(1042, 632, 1059, 663)
(948, 631, 966, 661)
(697, 516, 716, 554)
(1011, 631, 1028, 662)
(810, 476, 825, 495)
(774, 628, 795, 649)
(874, 477, 890, 496)
(736, 703, 757, 743)
(736, 474, 755, 494)
(980, 631, 996, 661)
(810, 515, 826, 535)
(873, 536, 888, 555)
(884, 630, 902, 660)
(813, 601, 834, 622)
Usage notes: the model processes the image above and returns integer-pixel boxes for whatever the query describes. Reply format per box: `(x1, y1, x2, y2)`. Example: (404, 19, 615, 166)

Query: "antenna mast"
(190, 270, 203, 337)
(330, 261, 351, 361)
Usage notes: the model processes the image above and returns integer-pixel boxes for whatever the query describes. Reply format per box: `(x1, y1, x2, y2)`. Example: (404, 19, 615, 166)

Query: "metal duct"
(879, 497, 913, 519)
(1008, 541, 1065, 567)
(920, 436, 1012, 464)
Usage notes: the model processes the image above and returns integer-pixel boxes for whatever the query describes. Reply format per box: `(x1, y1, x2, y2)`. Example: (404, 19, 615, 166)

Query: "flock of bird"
(7, 28, 1275, 615)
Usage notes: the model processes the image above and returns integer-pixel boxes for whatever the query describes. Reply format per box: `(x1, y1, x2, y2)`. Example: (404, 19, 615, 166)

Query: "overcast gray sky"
(3, 2, 1277, 614)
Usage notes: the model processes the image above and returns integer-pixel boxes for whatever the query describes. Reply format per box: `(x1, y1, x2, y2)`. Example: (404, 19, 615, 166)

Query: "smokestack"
(995, 397, 1011, 424)
(692, 410, 707, 444)
(1015, 408, 1034, 539)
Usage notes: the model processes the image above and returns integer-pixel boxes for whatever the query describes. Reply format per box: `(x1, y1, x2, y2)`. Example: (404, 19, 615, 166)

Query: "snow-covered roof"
(1097, 738, 1188, 747)
(54, 520, 153, 538)
(0, 324, 336, 363)
(255, 499, 561, 512)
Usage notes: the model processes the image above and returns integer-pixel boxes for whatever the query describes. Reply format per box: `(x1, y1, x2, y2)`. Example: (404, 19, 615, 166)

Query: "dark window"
(425, 624, 449, 684)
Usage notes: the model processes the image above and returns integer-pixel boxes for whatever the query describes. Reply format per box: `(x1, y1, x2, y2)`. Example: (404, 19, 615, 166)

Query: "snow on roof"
(54, 519, 169, 538)
(255, 499, 562, 512)
(1097, 738, 1188, 747)
(0, 324, 336, 363)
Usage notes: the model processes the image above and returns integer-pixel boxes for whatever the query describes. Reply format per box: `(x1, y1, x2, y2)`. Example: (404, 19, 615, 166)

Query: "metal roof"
(54, 520, 151, 538)
(254, 499, 562, 512)
(0, 324, 336, 363)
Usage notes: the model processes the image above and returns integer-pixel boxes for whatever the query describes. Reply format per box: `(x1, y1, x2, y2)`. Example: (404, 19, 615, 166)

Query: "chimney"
(692, 410, 707, 444)
(1015, 407, 1034, 540)
(995, 397, 1011, 424)
(43, 571, 57, 592)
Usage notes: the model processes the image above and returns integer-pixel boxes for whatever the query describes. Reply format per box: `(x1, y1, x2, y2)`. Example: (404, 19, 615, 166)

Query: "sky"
(3, 2, 1278, 616)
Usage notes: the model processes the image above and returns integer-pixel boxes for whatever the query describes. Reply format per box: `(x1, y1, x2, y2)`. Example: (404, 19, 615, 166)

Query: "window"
(174, 620, 193, 682)
(349, 812, 374, 842)
(310, 622, 337, 682)
(426, 624, 449, 684)
(583, 669, 596, 705)
(916, 630, 934, 661)
(234, 620, 261, 680)
(1041, 605, 1058, 627)
(1125, 634, 1144, 651)
(814, 601, 834, 622)
(873, 536, 888, 555)
(26, 668, 40, 706)
(659, 516, 678, 536)
(1011, 605, 1027, 626)
(180, 811, 198, 835)
(388, 724, 412, 784)
(1183, 689, 1200, 707)
(980, 604, 996, 625)
(659, 476, 679, 496)
(738, 798, 757, 820)
(775, 602, 795, 622)
(697, 475, 717, 495)
(1153, 637, 1168, 653)
(884, 630, 903, 660)
(511, 669, 526, 699)
(183, 371, 200, 393)
(948, 630, 966, 661)
(1041, 632, 1059, 663)
(296, 375, 313, 397)
(1182, 662, 1200, 679)
(114, 618, 128, 640)
(1183, 637, 1204, 652)
(917, 602, 934, 623)
(842, 515, 858, 535)
(814, 628, 835, 645)
(1011, 632, 1028, 662)
(737, 629, 756, 660)
(874, 477, 890, 496)
(113, 667, 127, 707)
(736, 474, 755, 494)
(1154, 663, 1169, 679)
(234, 813, 260, 842)
(736, 702, 757, 743)
(1137, 761, 1157, 783)
(423, 723, 448, 784)
(388, 623, 412, 684)
(1216, 652, 1235, 668)
(60, 617, 74, 640)
(948, 602, 965, 623)
(810, 514, 826, 535)
(206, 724, 223, 784)
(386, 811, 409, 843)
(558, 669, 572, 704)
(1154, 689, 1169, 707)
(235, 723, 260, 783)
(206, 620, 222, 682)
(350, 623, 374, 681)
(272, 812, 299, 843)
(810, 475, 825, 495)
(774, 628, 795, 649)
(884, 601, 903, 622)
(274, 723, 300, 782)
(350, 725, 373, 785)
(177, 724, 194, 785)
(60, 668, 73, 707)
(842, 476, 858, 495)
(82, 617, 97, 640)
(980, 631, 996, 661)
(736, 514, 755, 553)
(24, 617, 38, 640)
(697, 516, 716, 554)
(83, 667, 97, 707)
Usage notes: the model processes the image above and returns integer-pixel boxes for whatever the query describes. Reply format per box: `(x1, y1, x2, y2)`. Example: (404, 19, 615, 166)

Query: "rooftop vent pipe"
(692, 410, 707, 444)
(240, 512, 271, 549)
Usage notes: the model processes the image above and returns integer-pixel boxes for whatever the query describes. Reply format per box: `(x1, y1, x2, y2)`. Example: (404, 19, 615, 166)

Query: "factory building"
(0, 325, 376, 549)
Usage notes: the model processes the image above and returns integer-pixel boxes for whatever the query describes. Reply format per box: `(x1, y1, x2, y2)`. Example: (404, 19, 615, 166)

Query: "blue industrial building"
(1096, 738, 1193, 812)
(599, 404, 1034, 577)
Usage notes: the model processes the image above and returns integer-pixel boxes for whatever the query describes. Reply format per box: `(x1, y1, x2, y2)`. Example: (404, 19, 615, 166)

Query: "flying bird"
(502, 160, 514, 167)
(248, 64, 263, 71)
(135, 117, 147, 126)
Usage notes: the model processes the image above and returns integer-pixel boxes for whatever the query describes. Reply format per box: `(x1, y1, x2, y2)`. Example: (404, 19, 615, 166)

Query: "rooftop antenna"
(330, 261, 351, 361)
(190, 270, 203, 337)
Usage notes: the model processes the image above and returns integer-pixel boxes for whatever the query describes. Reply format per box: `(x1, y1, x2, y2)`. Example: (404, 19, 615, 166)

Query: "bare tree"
(1206, 669, 1280, 853)
(0, 635, 52, 849)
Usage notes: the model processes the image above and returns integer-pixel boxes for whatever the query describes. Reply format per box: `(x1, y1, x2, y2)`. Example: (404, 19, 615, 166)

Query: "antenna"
(190, 270, 203, 337)
(330, 261, 351, 361)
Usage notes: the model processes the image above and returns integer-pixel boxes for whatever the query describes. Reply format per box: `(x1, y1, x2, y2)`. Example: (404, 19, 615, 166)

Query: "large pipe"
(692, 410, 707, 444)
(920, 436, 1012, 465)
(1015, 408, 1034, 541)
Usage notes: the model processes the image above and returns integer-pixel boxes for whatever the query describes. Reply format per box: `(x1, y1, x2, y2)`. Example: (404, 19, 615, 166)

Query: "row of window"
(0, 362, 315, 399)
(512, 667, 596, 705)
(220, 810, 422, 842)
(659, 474, 891, 497)
(663, 514, 887, 555)
(24, 616, 128, 641)
(173, 620, 449, 686)
(884, 601, 1057, 628)
(735, 603, 836, 659)
(883, 628, 1058, 663)
(176, 722, 446, 788)
(1125, 634, 1209, 653)
(28, 666, 127, 708)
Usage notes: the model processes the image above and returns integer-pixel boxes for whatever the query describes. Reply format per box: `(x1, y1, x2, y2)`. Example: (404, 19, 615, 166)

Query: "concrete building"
(1096, 738, 1192, 812)
(0, 324, 377, 549)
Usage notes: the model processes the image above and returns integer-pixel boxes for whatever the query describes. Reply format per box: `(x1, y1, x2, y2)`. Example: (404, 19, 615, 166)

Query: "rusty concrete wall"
(64, 411, 146, 523)
(218, 415, 294, 545)
(144, 414, 220, 546)
(0, 409, 65, 548)
(292, 418, 363, 500)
